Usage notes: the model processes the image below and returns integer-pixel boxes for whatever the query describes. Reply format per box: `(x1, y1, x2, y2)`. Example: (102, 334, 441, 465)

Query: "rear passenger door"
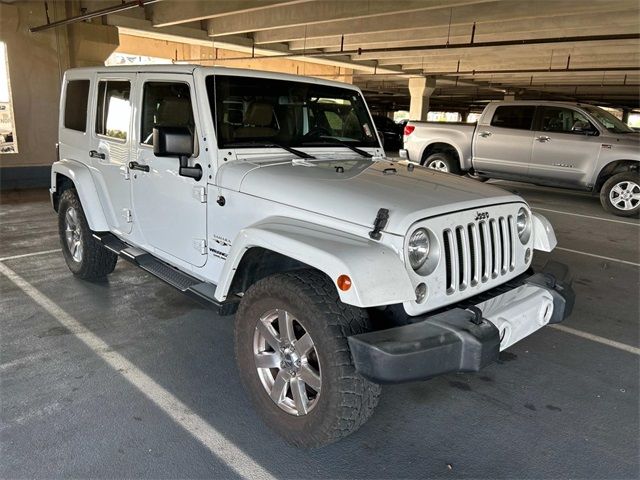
(90, 74, 135, 235)
(472, 105, 536, 178)
(130, 74, 208, 267)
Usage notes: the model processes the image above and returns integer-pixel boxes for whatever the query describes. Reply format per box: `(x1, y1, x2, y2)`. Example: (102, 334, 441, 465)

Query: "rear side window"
(140, 82, 193, 145)
(64, 80, 90, 132)
(95, 80, 131, 141)
(490, 106, 535, 130)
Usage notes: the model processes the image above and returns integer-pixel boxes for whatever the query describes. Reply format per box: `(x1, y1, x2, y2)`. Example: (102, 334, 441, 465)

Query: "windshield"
(207, 75, 379, 149)
(582, 106, 634, 134)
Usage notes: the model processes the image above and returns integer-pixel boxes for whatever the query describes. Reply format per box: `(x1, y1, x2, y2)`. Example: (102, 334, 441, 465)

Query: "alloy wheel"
(428, 160, 448, 172)
(253, 309, 322, 416)
(64, 207, 83, 262)
(610, 180, 640, 211)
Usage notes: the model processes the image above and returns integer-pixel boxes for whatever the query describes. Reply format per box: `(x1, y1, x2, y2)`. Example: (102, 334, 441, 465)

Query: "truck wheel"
(423, 152, 461, 174)
(600, 172, 640, 217)
(58, 189, 118, 279)
(234, 269, 381, 448)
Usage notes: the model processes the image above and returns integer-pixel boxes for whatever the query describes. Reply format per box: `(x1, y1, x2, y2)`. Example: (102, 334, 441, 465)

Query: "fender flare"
(532, 212, 557, 252)
(215, 218, 415, 308)
(420, 140, 466, 169)
(51, 159, 110, 231)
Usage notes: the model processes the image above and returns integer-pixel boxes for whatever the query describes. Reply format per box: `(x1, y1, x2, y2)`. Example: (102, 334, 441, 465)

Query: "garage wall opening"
(0, 41, 17, 154)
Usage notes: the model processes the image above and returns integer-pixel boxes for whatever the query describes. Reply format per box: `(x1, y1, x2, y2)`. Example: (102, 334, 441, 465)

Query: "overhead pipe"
(29, 0, 162, 33)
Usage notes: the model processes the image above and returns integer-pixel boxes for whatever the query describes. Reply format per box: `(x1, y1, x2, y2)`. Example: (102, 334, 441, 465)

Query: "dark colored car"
(372, 115, 403, 151)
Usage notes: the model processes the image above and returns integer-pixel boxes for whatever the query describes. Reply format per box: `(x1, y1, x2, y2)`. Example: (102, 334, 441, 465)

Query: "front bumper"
(348, 261, 574, 384)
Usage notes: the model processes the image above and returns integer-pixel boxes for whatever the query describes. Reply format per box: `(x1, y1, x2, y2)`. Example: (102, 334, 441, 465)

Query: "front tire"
(423, 152, 461, 174)
(234, 270, 381, 448)
(58, 189, 118, 279)
(600, 172, 640, 217)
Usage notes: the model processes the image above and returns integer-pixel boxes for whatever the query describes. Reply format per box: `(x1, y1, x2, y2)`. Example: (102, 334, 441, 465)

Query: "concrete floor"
(1, 183, 639, 479)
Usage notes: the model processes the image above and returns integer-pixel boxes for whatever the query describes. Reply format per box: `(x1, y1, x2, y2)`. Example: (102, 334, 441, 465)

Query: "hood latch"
(369, 208, 390, 240)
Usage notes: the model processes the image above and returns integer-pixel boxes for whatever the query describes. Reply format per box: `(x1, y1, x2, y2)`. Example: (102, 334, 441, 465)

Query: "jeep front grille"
(442, 216, 516, 294)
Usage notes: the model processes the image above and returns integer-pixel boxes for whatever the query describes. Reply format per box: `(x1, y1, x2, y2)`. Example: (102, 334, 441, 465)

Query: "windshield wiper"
(301, 136, 373, 158)
(224, 141, 315, 159)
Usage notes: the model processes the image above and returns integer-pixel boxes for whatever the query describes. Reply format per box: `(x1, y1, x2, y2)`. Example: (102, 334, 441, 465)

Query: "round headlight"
(517, 207, 531, 244)
(408, 228, 430, 270)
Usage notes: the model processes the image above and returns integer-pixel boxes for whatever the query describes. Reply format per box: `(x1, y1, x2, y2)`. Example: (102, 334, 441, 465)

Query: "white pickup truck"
(402, 101, 640, 216)
(51, 66, 573, 447)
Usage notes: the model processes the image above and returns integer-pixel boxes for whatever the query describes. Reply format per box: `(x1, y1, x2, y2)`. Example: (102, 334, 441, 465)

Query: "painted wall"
(0, 1, 118, 175)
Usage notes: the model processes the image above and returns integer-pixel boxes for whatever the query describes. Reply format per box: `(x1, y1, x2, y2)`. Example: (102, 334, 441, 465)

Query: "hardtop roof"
(65, 64, 361, 92)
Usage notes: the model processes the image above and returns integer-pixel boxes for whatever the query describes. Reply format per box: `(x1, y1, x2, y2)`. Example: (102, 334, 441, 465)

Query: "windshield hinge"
(369, 208, 389, 240)
(193, 186, 207, 203)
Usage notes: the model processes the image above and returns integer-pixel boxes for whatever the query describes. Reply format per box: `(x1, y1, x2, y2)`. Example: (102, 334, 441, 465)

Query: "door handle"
(478, 131, 492, 138)
(89, 150, 106, 159)
(129, 161, 150, 172)
(536, 135, 551, 143)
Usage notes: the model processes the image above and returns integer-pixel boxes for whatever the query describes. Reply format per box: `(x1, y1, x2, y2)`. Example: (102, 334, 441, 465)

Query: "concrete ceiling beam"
(149, 0, 313, 28)
(253, 0, 637, 45)
(399, 54, 640, 71)
(351, 38, 640, 62)
(377, 50, 640, 67)
(206, 0, 494, 37)
(105, 13, 405, 75)
(294, 11, 637, 51)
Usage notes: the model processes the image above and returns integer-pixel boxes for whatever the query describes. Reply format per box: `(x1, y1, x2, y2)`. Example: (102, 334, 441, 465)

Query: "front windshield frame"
(582, 106, 634, 134)
(206, 74, 381, 150)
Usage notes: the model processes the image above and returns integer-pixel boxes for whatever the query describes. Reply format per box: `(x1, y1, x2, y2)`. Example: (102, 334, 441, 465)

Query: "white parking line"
(551, 324, 640, 356)
(555, 247, 640, 267)
(0, 262, 275, 480)
(533, 207, 640, 227)
(0, 249, 61, 262)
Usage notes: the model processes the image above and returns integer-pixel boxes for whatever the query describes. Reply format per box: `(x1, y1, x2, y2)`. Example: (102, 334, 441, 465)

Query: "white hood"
(217, 157, 524, 235)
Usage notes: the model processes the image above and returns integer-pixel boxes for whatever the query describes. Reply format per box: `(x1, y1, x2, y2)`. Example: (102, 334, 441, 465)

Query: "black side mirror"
(571, 121, 598, 136)
(153, 126, 202, 180)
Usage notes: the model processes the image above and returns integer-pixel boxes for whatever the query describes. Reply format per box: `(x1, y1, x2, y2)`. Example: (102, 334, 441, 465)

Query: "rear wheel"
(600, 172, 640, 217)
(234, 270, 381, 448)
(423, 152, 461, 174)
(58, 189, 118, 279)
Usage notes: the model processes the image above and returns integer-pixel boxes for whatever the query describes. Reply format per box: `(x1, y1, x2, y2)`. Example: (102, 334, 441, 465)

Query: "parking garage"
(1, 1, 639, 478)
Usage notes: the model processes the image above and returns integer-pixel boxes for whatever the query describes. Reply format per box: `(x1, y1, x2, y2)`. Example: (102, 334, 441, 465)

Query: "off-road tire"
(600, 172, 640, 217)
(423, 151, 461, 174)
(58, 189, 118, 279)
(234, 269, 381, 448)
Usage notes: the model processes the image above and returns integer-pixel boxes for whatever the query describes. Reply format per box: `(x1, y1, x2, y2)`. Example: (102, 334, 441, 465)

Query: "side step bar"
(93, 232, 237, 315)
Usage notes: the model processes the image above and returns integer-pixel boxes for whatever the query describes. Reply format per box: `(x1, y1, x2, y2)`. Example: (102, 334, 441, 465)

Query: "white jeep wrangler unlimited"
(51, 65, 574, 447)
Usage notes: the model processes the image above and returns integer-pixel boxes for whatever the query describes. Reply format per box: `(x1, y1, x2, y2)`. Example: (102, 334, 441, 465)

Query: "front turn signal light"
(337, 275, 352, 291)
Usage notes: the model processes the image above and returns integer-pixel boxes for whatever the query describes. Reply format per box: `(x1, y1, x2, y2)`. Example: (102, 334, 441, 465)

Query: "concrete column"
(622, 109, 630, 125)
(504, 93, 516, 101)
(408, 76, 436, 121)
(460, 110, 470, 122)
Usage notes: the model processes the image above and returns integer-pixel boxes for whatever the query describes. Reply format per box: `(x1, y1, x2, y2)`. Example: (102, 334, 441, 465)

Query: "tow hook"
(466, 306, 484, 325)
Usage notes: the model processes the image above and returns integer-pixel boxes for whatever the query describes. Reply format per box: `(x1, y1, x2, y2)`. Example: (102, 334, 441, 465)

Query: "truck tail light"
(403, 125, 415, 136)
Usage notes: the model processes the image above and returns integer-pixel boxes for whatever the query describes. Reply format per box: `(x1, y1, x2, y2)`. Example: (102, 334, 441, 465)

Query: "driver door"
(530, 106, 602, 188)
(130, 74, 208, 267)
